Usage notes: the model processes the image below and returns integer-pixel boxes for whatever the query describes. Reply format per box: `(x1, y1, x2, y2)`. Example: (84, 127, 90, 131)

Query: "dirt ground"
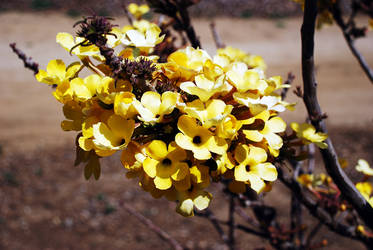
(0, 12, 373, 250)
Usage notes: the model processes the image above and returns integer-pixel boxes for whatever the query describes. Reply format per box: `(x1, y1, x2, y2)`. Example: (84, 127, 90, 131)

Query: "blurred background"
(1, 0, 372, 249)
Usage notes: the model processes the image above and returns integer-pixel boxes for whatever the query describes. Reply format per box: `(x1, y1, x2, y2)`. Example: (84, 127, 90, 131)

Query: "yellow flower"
(69, 74, 102, 102)
(61, 101, 84, 131)
(135, 91, 180, 123)
(233, 93, 286, 112)
(216, 115, 242, 139)
(121, 21, 164, 49)
(189, 164, 210, 188)
(297, 174, 314, 187)
(114, 92, 139, 119)
(176, 184, 212, 217)
(96, 77, 132, 105)
(180, 74, 226, 102)
(356, 159, 373, 176)
(226, 62, 266, 93)
(213, 152, 236, 177)
(181, 99, 233, 128)
(56, 33, 104, 60)
(290, 122, 328, 149)
(175, 115, 228, 160)
(36, 59, 81, 86)
(242, 110, 286, 157)
(355, 182, 373, 207)
(168, 47, 212, 73)
(121, 141, 146, 171)
(215, 46, 267, 71)
(234, 143, 277, 193)
(91, 114, 135, 154)
(128, 3, 150, 19)
(143, 140, 189, 190)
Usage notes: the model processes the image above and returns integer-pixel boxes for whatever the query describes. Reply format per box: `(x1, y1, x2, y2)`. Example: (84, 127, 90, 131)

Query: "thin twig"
(235, 206, 261, 228)
(281, 72, 296, 100)
(331, 0, 373, 83)
(195, 209, 230, 245)
(121, 202, 184, 250)
(305, 222, 323, 249)
(122, 4, 135, 25)
(209, 21, 225, 49)
(301, 0, 373, 231)
(228, 196, 235, 250)
(9, 43, 39, 75)
(289, 161, 304, 244)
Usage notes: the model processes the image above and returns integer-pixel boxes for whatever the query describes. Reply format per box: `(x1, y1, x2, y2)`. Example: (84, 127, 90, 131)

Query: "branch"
(10, 43, 39, 75)
(121, 202, 185, 250)
(278, 167, 372, 245)
(301, 0, 373, 231)
(305, 221, 323, 249)
(146, 0, 201, 48)
(177, 4, 201, 49)
(195, 209, 230, 245)
(228, 196, 236, 250)
(281, 72, 296, 100)
(331, 0, 373, 84)
(209, 22, 225, 49)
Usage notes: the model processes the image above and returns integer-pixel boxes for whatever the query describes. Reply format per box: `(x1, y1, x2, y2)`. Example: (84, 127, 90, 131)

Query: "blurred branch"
(122, 4, 134, 25)
(228, 196, 236, 250)
(331, 0, 373, 84)
(195, 209, 230, 245)
(209, 21, 225, 49)
(305, 221, 323, 249)
(121, 202, 185, 250)
(301, 0, 373, 231)
(9, 43, 39, 75)
(281, 72, 296, 100)
(146, 0, 201, 48)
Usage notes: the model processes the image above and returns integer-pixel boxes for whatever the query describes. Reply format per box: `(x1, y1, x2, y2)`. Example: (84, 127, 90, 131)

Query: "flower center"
(120, 138, 126, 145)
(193, 135, 202, 144)
(162, 158, 172, 166)
(245, 165, 251, 172)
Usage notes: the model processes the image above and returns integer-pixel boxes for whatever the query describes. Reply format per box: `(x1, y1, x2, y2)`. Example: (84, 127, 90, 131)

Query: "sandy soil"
(0, 12, 373, 250)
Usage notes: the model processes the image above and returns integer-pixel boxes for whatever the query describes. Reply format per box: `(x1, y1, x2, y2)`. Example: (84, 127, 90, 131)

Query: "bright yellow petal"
(146, 140, 168, 160)
(143, 157, 158, 178)
(47, 59, 66, 80)
(154, 176, 172, 190)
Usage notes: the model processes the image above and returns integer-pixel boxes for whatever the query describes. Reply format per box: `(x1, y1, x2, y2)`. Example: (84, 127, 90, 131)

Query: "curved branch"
(331, 0, 373, 84)
(301, 0, 373, 231)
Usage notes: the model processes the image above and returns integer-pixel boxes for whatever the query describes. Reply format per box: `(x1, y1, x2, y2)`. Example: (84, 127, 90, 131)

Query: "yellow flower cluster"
(35, 11, 296, 217)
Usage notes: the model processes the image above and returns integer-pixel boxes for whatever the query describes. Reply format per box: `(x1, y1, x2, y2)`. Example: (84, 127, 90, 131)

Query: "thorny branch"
(301, 0, 373, 231)
(9, 43, 39, 75)
(330, 0, 373, 83)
